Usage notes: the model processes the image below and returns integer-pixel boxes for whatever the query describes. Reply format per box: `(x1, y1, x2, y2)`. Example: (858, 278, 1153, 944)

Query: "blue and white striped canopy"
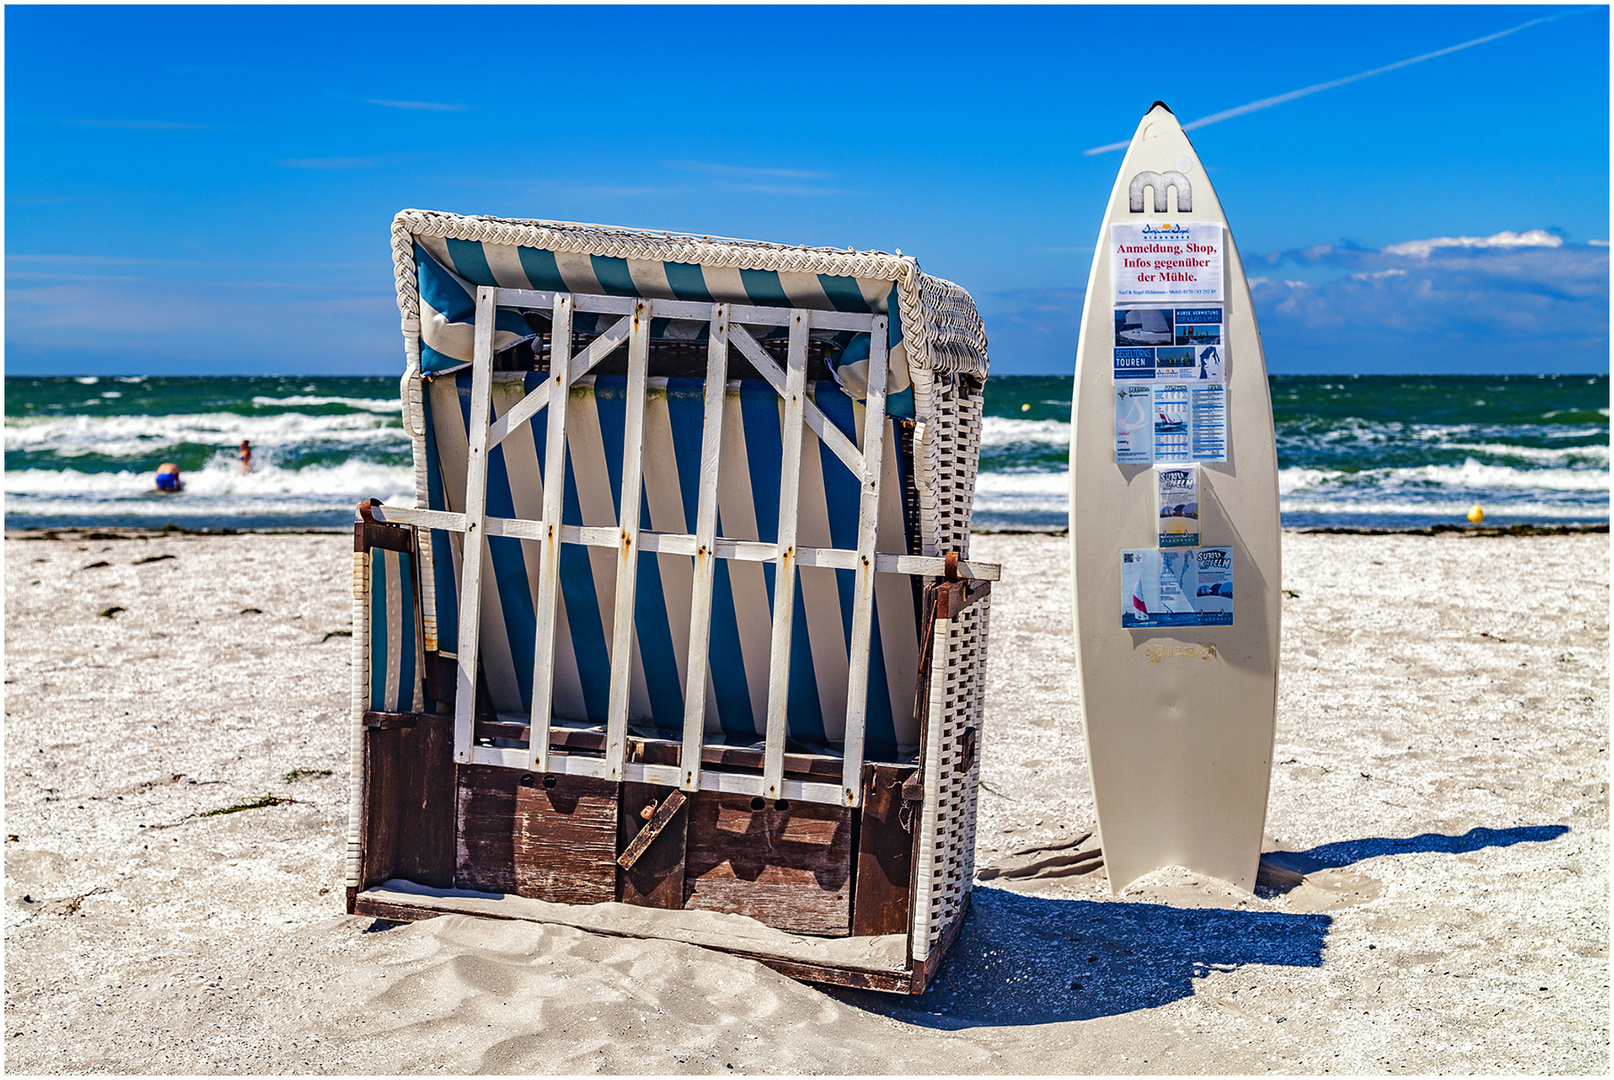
(412, 235, 916, 416)
(420, 370, 923, 759)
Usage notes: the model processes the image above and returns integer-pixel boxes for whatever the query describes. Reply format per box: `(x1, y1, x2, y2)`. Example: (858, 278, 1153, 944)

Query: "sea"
(4, 375, 1608, 533)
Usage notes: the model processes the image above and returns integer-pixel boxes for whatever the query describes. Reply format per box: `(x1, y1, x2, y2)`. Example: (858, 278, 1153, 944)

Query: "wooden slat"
(527, 293, 573, 773)
(466, 745, 850, 803)
(840, 314, 889, 805)
(371, 505, 466, 534)
(367, 506, 1003, 581)
(762, 312, 809, 799)
(728, 324, 863, 479)
(616, 788, 686, 870)
(486, 381, 551, 449)
(732, 303, 876, 333)
(452, 286, 497, 765)
(569, 291, 667, 318)
(569, 314, 633, 382)
(603, 300, 651, 781)
(490, 286, 559, 310)
(679, 304, 729, 793)
(560, 291, 876, 333)
(637, 738, 846, 779)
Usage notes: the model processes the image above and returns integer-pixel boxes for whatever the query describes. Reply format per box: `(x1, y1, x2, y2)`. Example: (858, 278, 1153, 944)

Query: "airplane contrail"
(1083, 13, 1568, 155)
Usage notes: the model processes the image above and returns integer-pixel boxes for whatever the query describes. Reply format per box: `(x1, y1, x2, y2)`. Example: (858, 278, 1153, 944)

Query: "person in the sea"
(239, 439, 253, 474)
(155, 463, 183, 492)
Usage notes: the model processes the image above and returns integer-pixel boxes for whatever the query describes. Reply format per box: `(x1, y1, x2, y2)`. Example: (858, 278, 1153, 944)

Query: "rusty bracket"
(617, 789, 687, 871)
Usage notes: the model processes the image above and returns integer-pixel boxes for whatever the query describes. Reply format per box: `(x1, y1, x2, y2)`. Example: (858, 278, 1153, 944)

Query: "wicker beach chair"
(345, 210, 997, 993)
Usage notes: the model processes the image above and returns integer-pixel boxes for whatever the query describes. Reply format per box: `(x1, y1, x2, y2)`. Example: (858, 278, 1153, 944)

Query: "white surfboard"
(1069, 103, 1281, 894)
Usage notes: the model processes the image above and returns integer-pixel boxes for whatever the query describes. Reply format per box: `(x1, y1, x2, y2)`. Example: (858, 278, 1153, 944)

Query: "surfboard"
(1068, 102, 1281, 894)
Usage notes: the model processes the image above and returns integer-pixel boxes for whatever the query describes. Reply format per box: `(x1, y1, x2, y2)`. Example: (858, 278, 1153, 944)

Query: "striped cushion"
(412, 239, 915, 416)
(368, 547, 424, 714)
(422, 371, 922, 758)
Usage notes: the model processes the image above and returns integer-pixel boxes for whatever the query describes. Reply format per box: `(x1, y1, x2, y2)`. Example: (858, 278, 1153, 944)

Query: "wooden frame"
(369, 286, 997, 809)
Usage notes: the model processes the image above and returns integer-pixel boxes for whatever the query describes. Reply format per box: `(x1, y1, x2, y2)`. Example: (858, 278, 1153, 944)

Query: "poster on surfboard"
(1111, 222, 1228, 464)
(1069, 102, 1281, 895)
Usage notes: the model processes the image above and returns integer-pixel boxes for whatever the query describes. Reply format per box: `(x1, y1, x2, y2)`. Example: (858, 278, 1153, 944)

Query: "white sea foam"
(1281, 459, 1611, 495)
(249, 394, 402, 414)
(971, 470, 1071, 518)
(978, 416, 1070, 449)
(5, 411, 407, 456)
(970, 461, 1608, 527)
(4, 459, 414, 503)
(1436, 442, 1609, 467)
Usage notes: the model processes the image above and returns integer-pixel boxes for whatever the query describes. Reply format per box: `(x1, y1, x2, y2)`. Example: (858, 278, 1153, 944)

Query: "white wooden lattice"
(370, 286, 997, 807)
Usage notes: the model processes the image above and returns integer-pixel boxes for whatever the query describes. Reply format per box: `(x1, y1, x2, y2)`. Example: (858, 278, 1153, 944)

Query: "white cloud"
(365, 98, 471, 112)
(1382, 229, 1563, 259)
(974, 228, 1608, 373)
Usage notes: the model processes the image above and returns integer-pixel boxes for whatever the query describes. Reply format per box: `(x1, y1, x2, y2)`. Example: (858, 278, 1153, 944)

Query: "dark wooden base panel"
(360, 717, 455, 889)
(684, 791, 854, 936)
(456, 766, 618, 903)
(354, 728, 958, 993)
(852, 764, 916, 936)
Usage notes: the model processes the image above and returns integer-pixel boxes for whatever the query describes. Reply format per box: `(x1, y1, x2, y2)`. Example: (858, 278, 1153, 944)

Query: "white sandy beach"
(3, 528, 1607, 1073)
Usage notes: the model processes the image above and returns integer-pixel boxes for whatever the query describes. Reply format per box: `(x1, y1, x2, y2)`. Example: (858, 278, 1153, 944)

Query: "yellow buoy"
(1467, 504, 1485, 523)
(1020, 403, 1031, 412)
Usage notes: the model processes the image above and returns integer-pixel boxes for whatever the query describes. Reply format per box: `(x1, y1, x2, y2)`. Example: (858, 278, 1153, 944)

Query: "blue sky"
(5, 4, 1608, 375)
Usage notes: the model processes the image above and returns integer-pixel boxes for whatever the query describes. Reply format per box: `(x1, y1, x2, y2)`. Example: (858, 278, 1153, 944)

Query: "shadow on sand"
(836, 823, 1569, 1028)
(1265, 824, 1570, 875)
(836, 889, 1331, 1027)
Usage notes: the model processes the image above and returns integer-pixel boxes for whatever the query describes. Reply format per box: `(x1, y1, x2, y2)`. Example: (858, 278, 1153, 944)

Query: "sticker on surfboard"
(1111, 222, 1224, 303)
(1157, 466, 1199, 547)
(1110, 224, 1227, 463)
(1121, 546, 1232, 628)
(1113, 381, 1226, 463)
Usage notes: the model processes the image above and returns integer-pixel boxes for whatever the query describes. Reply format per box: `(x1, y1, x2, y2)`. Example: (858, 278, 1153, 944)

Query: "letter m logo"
(1129, 170, 1192, 213)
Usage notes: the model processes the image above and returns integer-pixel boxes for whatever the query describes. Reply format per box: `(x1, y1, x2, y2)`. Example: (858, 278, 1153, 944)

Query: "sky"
(4, 3, 1609, 376)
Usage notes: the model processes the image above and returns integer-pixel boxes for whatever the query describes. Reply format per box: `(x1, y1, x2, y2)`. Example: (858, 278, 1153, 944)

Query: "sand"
(4, 527, 1606, 1073)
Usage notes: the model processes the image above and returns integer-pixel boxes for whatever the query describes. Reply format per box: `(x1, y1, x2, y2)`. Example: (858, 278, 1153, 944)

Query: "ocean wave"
(4, 458, 414, 501)
(979, 416, 1070, 449)
(1284, 417, 1608, 449)
(5, 411, 408, 456)
(971, 471, 1070, 517)
(1281, 459, 1611, 495)
(249, 394, 401, 414)
(1437, 441, 1609, 467)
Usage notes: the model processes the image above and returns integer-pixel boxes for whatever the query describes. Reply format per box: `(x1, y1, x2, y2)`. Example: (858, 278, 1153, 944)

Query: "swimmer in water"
(155, 463, 183, 493)
(240, 439, 253, 474)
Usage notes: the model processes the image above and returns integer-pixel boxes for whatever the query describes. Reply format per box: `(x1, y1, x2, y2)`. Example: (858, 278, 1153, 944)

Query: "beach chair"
(345, 210, 998, 993)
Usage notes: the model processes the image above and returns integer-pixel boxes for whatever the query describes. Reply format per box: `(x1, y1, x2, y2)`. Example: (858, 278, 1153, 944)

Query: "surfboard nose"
(1148, 100, 1174, 115)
